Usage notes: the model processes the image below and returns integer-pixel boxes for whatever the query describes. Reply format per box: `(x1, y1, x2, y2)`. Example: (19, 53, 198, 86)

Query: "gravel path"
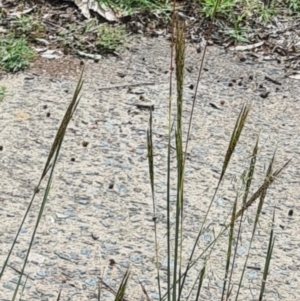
(0, 36, 300, 301)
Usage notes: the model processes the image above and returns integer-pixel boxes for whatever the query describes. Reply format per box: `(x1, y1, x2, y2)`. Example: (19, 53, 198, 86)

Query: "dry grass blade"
(173, 15, 186, 301)
(242, 136, 259, 204)
(56, 288, 62, 301)
(139, 281, 151, 301)
(220, 104, 250, 184)
(181, 158, 290, 283)
(234, 151, 279, 300)
(40, 68, 84, 181)
(98, 281, 101, 301)
(235, 158, 291, 220)
(1, 71, 84, 299)
(226, 136, 259, 300)
(166, 3, 176, 300)
(178, 104, 250, 297)
(195, 265, 206, 301)
(147, 108, 155, 199)
(114, 269, 130, 301)
(175, 18, 185, 149)
(12, 145, 59, 301)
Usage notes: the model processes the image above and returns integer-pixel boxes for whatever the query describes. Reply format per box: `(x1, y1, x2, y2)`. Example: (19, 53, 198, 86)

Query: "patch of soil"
(30, 54, 84, 78)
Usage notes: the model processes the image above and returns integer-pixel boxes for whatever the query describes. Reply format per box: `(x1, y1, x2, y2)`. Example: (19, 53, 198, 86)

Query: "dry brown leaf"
(73, 0, 116, 21)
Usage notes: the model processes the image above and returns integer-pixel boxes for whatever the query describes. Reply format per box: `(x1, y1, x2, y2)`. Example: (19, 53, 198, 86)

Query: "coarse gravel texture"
(0, 36, 300, 301)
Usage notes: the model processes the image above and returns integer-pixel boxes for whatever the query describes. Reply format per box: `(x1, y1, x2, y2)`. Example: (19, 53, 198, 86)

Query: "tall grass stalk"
(146, 1, 291, 301)
(0, 70, 84, 299)
(225, 135, 259, 300)
(234, 149, 276, 300)
(147, 108, 162, 300)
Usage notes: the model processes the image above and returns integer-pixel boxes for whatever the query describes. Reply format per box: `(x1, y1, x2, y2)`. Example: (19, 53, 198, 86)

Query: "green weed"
(200, 0, 236, 18)
(99, 0, 168, 14)
(289, 0, 300, 12)
(96, 24, 126, 52)
(0, 36, 35, 72)
(10, 15, 45, 39)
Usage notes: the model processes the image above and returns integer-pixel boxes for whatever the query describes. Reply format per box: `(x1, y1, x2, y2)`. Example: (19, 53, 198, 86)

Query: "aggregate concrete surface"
(0, 36, 300, 301)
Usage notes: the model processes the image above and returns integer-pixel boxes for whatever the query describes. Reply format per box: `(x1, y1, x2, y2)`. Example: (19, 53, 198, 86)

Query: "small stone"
(36, 269, 47, 279)
(129, 251, 143, 263)
(235, 146, 243, 154)
(105, 123, 114, 131)
(136, 148, 144, 154)
(28, 253, 45, 264)
(151, 293, 160, 300)
(202, 233, 211, 243)
(155, 143, 164, 149)
(248, 271, 258, 279)
(70, 252, 79, 260)
(20, 227, 27, 233)
(117, 183, 129, 195)
(215, 198, 223, 206)
(56, 213, 69, 219)
(237, 247, 246, 256)
(81, 248, 91, 257)
(120, 163, 131, 170)
(77, 198, 90, 205)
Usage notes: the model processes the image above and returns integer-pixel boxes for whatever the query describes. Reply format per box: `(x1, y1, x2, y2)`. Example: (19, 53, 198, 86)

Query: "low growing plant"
(0, 35, 35, 72)
(9, 15, 45, 39)
(96, 24, 126, 52)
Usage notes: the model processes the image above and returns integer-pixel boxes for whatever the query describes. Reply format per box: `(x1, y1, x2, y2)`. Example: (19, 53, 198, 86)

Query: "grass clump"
(0, 35, 35, 72)
(289, 0, 300, 12)
(9, 15, 45, 39)
(96, 24, 126, 52)
(200, 0, 236, 18)
(99, 0, 168, 14)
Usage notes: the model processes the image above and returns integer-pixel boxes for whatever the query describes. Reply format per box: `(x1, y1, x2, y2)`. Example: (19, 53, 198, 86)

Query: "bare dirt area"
(1, 33, 300, 301)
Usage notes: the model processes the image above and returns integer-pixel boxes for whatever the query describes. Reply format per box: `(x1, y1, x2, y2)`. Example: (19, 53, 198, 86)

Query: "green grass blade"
(179, 104, 250, 295)
(147, 108, 161, 300)
(114, 269, 130, 301)
(0, 71, 83, 295)
(259, 209, 276, 301)
(140, 281, 151, 301)
(234, 151, 276, 300)
(220, 104, 250, 184)
(173, 14, 186, 301)
(195, 265, 206, 301)
(12, 138, 62, 300)
(221, 194, 238, 301)
(177, 158, 290, 289)
(226, 136, 259, 300)
(40, 68, 84, 181)
(235, 158, 291, 220)
(98, 281, 101, 301)
(166, 2, 176, 299)
(56, 288, 62, 301)
(0, 191, 38, 281)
